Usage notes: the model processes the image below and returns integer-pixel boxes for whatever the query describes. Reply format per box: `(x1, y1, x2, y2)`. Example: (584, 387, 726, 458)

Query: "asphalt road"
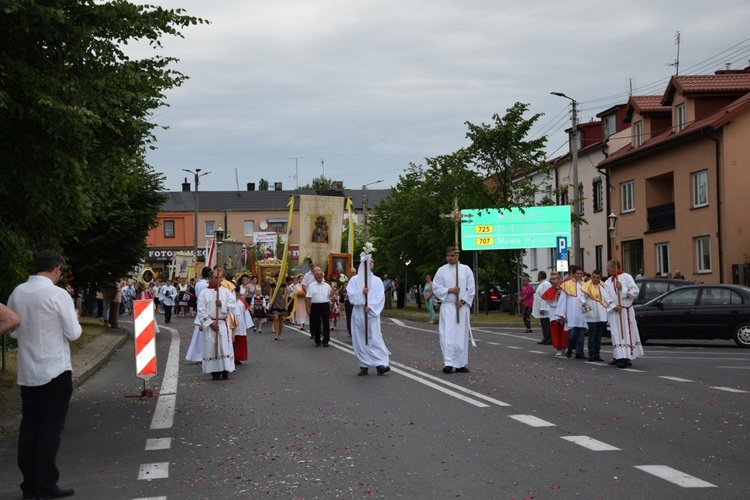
(1, 313, 749, 499)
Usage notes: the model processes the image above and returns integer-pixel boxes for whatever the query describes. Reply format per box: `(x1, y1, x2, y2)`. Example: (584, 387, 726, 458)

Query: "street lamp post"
(182, 168, 211, 262)
(404, 258, 411, 308)
(551, 92, 579, 266)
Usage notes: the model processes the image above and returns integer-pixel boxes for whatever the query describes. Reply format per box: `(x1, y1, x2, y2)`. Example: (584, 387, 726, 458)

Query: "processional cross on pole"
(440, 197, 472, 323)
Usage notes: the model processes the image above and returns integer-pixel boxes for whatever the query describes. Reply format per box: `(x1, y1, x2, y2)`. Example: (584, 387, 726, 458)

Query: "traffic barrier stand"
(133, 299, 157, 398)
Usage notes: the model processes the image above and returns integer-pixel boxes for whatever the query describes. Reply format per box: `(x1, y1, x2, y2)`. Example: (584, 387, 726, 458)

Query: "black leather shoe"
(575, 353, 586, 359)
(617, 360, 628, 368)
(609, 359, 619, 365)
(442, 366, 454, 374)
(358, 368, 368, 376)
(37, 488, 75, 499)
(455, 367, 470, 373)
(565, 349, 572, 358)
(376, 365, 390, 375)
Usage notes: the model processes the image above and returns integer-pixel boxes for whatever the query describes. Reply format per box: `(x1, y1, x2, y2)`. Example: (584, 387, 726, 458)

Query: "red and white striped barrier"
(134, 300, 157, 386)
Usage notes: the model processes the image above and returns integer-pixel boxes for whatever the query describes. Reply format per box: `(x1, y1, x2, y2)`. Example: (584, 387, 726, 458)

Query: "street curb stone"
(0, 328, 130, 436)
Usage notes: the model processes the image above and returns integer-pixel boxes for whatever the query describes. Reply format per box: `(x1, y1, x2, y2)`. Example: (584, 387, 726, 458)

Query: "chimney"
(247, 182, 255, 191)
(182, 178, 191, 192)
(332, 181, 344, 190)
(274, 182, 282, 191)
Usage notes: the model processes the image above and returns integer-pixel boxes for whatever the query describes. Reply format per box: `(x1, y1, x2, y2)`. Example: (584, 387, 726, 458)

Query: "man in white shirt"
(8, 250, 81, 500)
(160, 279, 177, 324)
(305, 267, 333, 346)
(300, 258, 316, 334)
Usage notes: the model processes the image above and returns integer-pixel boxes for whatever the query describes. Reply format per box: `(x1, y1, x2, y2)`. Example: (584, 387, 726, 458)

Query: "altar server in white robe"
(186, 266, 211, 362)
(197, 270, 236, 380)
(432, 247, 475, 374)
(347, 254, 390, 376)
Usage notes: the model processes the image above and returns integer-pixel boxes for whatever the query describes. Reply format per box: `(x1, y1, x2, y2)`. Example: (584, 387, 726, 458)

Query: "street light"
(551, 92, 579, 266)
(183, 168, 211, 262)
(404, 258, 412, 308)
(608, 211, 617, 268)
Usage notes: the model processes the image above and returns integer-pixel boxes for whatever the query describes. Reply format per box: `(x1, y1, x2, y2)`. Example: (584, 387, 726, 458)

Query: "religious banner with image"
(298, 195, 345, 272)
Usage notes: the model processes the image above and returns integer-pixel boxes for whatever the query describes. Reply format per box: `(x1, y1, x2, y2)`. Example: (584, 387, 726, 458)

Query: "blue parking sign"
(556, 236, 568, 261)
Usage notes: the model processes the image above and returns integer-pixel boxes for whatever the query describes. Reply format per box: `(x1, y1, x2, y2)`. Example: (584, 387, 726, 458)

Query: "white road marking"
(133, 497, 168, 500)
(137, 462, 170, 480)
(709, 386, 749, 393)
(528, 350, 548, 354)
(506, 345, 523, 350)
(659, 376, 694, 382)
(392, 362, 511, 407)
(390, 318, 408, 328)
(145, 438, 172, 451)
(509, 414, 556, 427)
(561, 436, 620, 451)
(323, 332, 505, 408)
(622, 368, 646, 372)
(716, 365, 750, 369)
(633, 465, 716, 488)
(486, 342, 501, 345)
(150, 328, 180, 430)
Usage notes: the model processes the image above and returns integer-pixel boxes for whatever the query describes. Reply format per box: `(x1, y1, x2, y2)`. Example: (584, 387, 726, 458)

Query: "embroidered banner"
(298, 195, 345, 272)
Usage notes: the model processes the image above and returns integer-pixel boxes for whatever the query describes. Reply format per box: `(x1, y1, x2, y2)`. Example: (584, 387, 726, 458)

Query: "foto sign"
(460, 206, 572, 251)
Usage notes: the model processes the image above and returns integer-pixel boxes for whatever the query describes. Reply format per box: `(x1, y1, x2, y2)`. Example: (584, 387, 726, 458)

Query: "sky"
(129, 0, 750, 193)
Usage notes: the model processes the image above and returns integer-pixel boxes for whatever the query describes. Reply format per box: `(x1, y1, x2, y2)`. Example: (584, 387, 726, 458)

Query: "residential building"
(599, 66, 750, 283)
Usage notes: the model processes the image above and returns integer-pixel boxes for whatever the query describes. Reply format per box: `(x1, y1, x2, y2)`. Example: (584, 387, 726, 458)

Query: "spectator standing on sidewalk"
(519, 276, 534, 333)
(8, 250, 81, 500)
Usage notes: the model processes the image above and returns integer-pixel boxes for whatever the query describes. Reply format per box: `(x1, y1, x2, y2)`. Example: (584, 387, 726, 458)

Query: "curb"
(0, 328, 130, 436)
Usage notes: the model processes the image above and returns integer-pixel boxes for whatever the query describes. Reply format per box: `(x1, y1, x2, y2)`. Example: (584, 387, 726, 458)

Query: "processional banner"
(298, 195, 345, 272)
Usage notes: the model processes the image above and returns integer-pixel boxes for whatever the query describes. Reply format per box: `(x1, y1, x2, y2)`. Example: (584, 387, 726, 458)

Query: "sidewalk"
(0, 328, 130, 436)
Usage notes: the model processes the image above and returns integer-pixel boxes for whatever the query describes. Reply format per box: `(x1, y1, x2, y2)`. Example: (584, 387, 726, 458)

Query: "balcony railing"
(646, 202, 675, 232)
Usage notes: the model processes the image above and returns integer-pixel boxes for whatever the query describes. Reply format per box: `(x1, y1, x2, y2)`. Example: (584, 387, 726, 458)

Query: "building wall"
(719, 112, 750, 281)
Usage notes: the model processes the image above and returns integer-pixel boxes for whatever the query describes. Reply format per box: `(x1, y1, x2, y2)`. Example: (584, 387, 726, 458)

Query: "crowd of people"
(530, 261, 644, 368)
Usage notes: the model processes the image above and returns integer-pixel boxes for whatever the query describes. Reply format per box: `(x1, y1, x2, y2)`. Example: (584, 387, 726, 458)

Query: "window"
(164, 220, 175, 238)
(530, 249, 537, 270)
(592, 177, 603, 212)
(622, 239, 644, 275)
(676, 104, 686, 132)
(595, 245, 603, 272)
(604, 114, 616, 137)
(656, 242, 670, 276)
(699, 288, 741, 306)
(661, 287, 699, 307)
(696, 236, 711, 273)
(204, 220, 215, 237)
(244, 220, 254, 236)
(549, 248, 556, 269)
(271, 222, 286, 234)
(692, 170, 708, 207)
(577, 182, 584, 216)
(634, 121, 643, 147)
(621, 181, 635, 213)
(560, 188, 569, 206)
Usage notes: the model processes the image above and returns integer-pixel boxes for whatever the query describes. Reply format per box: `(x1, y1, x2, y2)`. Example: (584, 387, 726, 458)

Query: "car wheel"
(733, 322, 750, 347)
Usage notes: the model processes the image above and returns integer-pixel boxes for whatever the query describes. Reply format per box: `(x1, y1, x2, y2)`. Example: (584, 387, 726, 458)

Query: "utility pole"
(551, 92, 579, 266)
(182, 168, 211, 262)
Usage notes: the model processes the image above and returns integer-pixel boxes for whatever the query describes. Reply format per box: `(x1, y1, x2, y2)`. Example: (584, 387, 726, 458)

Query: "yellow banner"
(268, 195, 295, 308)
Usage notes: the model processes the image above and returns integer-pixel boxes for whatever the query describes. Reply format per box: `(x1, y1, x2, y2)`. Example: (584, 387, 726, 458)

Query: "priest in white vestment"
(186, 267, 210, 362)
(602, 260, 644, 368)
(347, 254, 390, 376)
(432, 247, 475, 373)
(197, 270, 236, 380)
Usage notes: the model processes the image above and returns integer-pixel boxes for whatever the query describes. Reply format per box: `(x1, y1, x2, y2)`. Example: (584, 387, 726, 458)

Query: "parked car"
(634, 284, 750, 347)
(634, 277, 701, 305)
(477, 286, 507, 311)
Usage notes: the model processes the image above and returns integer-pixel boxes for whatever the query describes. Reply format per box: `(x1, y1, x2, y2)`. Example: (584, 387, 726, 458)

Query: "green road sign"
(460, 206, 571, 251)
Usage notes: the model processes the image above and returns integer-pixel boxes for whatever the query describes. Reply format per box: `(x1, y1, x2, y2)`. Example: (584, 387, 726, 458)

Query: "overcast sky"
(130, 0, 750, 193)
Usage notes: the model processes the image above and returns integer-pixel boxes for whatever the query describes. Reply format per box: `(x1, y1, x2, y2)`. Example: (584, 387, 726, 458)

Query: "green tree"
(0, 0, 205, 297)
(299, 175, 336, 190)
(259, 178, 269, 191)
(371, 103, 555, 313)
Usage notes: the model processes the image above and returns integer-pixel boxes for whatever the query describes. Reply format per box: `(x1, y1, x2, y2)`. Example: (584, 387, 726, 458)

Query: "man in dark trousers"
(8, 250, 81, 500)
